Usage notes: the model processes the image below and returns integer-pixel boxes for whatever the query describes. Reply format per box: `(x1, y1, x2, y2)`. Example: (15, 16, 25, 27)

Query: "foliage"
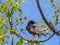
(16, 38, 23, 45)
(0, 0, 60, 45)
(0, 0, 24, 45)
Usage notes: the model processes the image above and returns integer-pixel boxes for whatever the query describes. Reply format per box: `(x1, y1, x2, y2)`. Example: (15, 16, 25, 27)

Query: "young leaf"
(24, 16, 27, 20)
(20, 22, 24, 25)
(18, 8, 22, 13)
(50, 0, 53, 2)
(38, 42, 40, 45)
(20, 18, 22, 21)
(49, 22, 54, 29)
(39, 20, 42, 23)
(16, 38, 23, 45)
(31, 42, 34, 45)
(44, 29, 49, 34)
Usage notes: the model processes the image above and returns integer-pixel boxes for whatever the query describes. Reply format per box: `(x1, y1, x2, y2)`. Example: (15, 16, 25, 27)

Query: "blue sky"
(1, 0, 60, 45)
(21, 0, 59, 45)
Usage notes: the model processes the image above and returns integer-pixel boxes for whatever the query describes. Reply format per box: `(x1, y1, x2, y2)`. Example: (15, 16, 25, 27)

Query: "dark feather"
(26, 20, 46, 37)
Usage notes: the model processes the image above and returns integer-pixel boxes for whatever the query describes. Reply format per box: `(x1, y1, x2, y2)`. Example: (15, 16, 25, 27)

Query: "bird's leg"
(34, 35, 40, 41)
(35, 35, 38, 41)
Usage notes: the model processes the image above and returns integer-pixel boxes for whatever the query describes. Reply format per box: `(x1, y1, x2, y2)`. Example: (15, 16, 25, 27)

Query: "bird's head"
(26, 20, 36, 30)
(28, 20, 36, 25)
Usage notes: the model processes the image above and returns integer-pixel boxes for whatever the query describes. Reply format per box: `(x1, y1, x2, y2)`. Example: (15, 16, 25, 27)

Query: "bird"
(26, 20, 47, 37)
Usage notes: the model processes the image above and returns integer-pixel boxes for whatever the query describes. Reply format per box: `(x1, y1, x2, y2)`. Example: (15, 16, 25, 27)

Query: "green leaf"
(50, 0, 53, 2)
(41, 25, 46, 28)
(38, 42, 40, 45)
(24, 16, 27, 20)
(39, 20, 42, 23)
(16, 19, 18, 23)
(44, 29, 49, 34)
(49, 22, 54, 29)
(54, 6, 59, 10)
(54, 11, 56, 14)
(7, 0, 15, 5)
(20, 22, 24, 25)
(19, 38, 23, 45)
(18, 9, 22, 13)
(20, 18, 22, 21)
(31, 42, 34, 45)
(52, 3, 55, 6)
(0, 4, 6, 12)
(16, 38, 23, 45)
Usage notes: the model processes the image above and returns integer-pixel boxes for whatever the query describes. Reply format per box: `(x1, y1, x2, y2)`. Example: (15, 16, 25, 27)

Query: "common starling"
(26, 20, 46, 37)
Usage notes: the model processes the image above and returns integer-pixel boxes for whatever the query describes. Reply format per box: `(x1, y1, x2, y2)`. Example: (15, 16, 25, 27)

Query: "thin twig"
(10, 30, 55, 43)
(7, 9, 14, 45)
(4, 24, 10, 29)
(36, 0, 60, 36)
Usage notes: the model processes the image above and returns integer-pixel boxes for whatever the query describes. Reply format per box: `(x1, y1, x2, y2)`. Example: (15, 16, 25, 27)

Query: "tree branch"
(7, 9, 14, 45)
(9, 0, 55, 43)
(10, 30, 55, 43)
(36, 0, 60, 36)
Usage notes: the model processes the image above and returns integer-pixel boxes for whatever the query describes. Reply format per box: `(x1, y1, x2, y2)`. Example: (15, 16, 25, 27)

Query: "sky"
(1, 0, 60, 45)
(21, 0, 59, 45)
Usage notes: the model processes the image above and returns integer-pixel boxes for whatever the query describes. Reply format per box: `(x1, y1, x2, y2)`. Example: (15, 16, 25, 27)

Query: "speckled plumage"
(26, 20, 46, 37)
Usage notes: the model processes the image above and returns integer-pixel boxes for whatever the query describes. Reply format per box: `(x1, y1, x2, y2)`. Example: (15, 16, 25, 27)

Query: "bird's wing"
(30, 27, 47, 37)
(30, 27, 41, 34)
